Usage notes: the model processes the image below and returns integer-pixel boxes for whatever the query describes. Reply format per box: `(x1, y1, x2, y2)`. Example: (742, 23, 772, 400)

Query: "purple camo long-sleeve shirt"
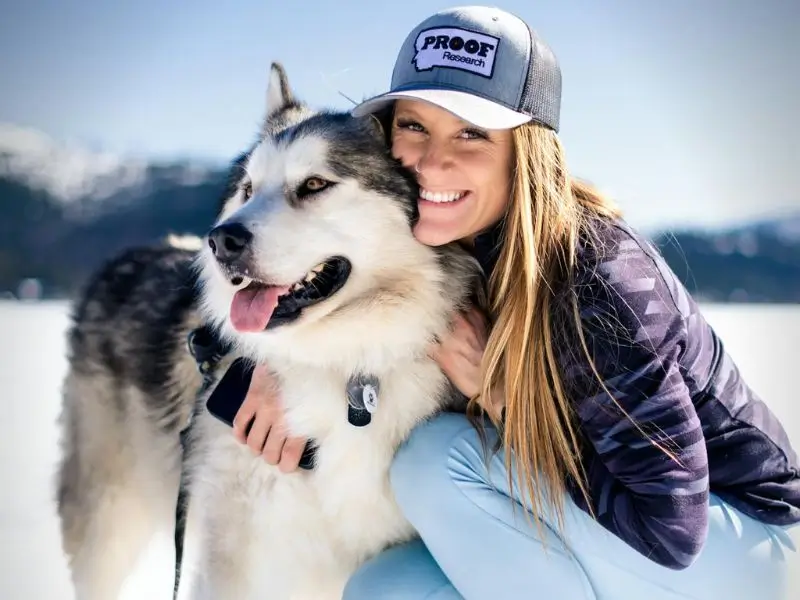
(473, 215, 800, 570)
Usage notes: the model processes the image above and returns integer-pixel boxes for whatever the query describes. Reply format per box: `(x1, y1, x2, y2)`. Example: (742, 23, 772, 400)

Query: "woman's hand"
(232, 362, 308, 473)
(429, 305, 505, 419)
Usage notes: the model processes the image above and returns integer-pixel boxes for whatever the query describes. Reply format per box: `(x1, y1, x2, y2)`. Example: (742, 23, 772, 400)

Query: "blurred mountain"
(652, 214, 800, 303)
(0, 124, 228, 297)
(1, 123, 798, 302)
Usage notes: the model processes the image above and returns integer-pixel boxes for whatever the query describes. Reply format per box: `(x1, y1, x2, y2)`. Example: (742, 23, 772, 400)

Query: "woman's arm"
(566, 237, 710, 570)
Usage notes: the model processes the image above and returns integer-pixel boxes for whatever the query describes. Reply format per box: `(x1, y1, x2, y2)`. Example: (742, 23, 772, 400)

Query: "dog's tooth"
(232, 275, 252, 289)
(291, 282, 303, 292)
(304, 263, 324, 281)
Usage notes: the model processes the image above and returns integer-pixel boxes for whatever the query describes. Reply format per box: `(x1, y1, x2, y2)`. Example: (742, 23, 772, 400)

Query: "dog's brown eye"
(298, 176, 331, 197)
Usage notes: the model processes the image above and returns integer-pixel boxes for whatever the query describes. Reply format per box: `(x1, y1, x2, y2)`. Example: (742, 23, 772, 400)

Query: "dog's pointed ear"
(357, 112, 388, 144)
(265, 62, 295, 118)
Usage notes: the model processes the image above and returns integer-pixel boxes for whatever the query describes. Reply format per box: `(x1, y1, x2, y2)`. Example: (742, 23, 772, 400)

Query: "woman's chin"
(412, 220, 463, 247)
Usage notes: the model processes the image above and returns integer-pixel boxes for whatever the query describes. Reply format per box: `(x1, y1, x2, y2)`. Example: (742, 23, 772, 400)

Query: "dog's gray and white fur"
(56, 63, 485, 600)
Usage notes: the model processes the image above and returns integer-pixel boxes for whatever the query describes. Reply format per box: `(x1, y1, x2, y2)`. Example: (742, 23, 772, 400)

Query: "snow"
(0, 300, 797, 599)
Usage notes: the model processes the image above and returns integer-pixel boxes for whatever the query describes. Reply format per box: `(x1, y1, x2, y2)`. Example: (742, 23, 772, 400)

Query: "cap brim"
(352, 88, 531, 130)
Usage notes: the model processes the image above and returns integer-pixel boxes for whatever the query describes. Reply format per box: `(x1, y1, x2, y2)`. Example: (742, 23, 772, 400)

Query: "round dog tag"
(346, 373, 380, 427)
(362, 384, 378, 413)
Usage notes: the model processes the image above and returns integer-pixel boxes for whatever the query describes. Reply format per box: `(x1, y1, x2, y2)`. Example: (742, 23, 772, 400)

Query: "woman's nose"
(415, 142, 453, 175)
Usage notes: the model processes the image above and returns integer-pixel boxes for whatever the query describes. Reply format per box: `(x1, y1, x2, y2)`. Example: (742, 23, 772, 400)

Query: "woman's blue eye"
(462, 128, 488, 140)
(396, 119, 424, 132)
(395, 118, 487, 141)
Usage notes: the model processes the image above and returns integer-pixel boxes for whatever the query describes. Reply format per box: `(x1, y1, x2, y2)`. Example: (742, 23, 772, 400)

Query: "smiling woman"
(390, 99, 514, 247)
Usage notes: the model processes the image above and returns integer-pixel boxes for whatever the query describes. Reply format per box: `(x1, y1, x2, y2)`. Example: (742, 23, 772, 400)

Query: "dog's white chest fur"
(183, 358, 448, 599)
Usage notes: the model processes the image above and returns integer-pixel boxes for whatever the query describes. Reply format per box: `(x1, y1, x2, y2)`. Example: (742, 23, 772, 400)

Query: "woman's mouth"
(419, 188, 469, 205)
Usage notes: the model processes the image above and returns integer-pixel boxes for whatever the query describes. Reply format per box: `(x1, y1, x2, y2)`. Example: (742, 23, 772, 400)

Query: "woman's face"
(390, 99, 514, 247)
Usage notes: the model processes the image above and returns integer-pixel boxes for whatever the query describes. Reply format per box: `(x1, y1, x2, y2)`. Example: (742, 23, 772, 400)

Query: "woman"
(233, 6, 800, 599)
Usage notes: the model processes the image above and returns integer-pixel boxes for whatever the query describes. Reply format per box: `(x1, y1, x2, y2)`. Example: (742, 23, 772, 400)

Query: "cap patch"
(412, 26, 499, 78)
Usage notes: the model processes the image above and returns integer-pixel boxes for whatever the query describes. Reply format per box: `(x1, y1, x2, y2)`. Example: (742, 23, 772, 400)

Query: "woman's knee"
(343, 539, 462, 600)
(342, 562, 391, 600)
(389, 412, 495, 521)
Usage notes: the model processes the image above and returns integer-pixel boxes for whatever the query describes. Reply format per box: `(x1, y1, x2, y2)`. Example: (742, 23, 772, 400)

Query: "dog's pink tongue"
(230, 285, 288, 332)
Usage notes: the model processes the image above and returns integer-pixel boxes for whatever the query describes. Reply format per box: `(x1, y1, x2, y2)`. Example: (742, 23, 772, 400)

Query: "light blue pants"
(344, 413, 800, 600)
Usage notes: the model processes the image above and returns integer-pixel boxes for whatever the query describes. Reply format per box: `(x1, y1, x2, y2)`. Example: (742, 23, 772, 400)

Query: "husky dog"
(178, 69, 486, 597)
(56, 62, 484, 600)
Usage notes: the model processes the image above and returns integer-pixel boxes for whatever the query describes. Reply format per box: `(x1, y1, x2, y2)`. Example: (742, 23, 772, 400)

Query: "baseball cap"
(352, 6, 562, 131)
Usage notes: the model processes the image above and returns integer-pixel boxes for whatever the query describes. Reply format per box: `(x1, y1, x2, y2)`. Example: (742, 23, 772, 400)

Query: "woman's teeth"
(419, 189, 465, 203)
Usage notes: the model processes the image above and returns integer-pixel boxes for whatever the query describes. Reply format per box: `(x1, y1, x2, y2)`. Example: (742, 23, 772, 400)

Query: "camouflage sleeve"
(566, 236, 710, 570)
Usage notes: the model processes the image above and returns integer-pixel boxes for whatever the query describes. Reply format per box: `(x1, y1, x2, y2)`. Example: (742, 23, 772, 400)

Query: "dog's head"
(197, 63, 443, 361)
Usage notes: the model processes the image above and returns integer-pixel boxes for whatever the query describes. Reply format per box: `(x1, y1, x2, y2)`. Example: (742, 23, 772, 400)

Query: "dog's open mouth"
(228, 256, 351, 332)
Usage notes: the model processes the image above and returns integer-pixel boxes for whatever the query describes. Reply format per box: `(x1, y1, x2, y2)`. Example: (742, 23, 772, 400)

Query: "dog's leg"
(175, 450, 270, 600)
(62, 480, 179, 600)
(176, 495, 258, 600)
(57, 376, 185, 600)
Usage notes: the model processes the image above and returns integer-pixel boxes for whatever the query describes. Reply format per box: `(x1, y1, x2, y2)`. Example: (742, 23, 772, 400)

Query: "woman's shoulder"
(577, 215, 686, 301)
(572, 214, 693, 346)
(576, 215, 665, 275)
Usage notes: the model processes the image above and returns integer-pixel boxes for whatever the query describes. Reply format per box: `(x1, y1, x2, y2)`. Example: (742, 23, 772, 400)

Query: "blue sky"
(1, 0, 797, 230)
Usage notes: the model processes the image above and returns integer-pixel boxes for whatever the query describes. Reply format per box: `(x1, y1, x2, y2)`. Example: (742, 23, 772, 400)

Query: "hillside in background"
(1, 123, 798, 302)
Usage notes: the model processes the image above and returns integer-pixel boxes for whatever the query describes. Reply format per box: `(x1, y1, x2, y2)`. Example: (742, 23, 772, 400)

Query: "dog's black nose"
(207, 223, 253, 263)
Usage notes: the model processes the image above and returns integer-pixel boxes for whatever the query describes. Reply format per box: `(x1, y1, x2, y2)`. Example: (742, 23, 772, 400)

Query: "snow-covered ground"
(1, 300, 797, 599)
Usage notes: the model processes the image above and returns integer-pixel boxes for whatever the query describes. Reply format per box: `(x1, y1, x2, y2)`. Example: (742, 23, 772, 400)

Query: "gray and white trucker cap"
(352, 6, 562, 131)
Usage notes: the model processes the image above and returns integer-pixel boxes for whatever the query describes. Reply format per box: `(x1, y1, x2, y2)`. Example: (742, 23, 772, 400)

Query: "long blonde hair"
(473, 121, 622, 537)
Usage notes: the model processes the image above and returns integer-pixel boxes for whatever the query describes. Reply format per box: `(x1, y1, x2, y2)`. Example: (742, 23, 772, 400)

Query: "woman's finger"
(463, 307, 488, 346)
(234, 363, 277, 442)
(246, 411, 273, 455)
(261, 418, 288, 465)
(278, 437, 308, 473)
(232, 397, 257, 443)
